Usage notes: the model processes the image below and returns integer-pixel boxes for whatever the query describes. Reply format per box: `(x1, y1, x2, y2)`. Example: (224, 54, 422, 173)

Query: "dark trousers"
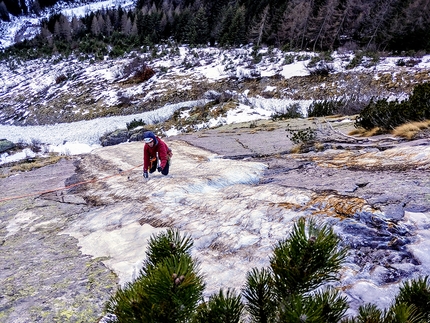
(149, 157, 170, 175)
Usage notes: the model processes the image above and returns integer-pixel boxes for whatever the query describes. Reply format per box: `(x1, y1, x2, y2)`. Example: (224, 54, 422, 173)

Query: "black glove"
(157, 166, 163, 172)
(143, 171, 148, 178)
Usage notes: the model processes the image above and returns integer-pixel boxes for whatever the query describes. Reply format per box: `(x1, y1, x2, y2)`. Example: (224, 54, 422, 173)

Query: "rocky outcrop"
(1, 117, 430, 322)
(0, 139, 15, 152)
(99, 127, 148, 146)
(0, 159, 117, 322)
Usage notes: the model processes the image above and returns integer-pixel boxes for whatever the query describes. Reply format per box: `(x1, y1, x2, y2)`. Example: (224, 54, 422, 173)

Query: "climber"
(142, 131, 172, 178)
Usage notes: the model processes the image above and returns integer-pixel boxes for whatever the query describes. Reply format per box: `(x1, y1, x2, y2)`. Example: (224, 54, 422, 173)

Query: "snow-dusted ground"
(0, 0, 135, 49)
(57, 139, 430, 319)
(2, 48, 430, 164)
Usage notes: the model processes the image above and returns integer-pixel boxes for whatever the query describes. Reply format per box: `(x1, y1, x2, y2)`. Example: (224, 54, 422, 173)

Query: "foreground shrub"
(105, 229, 205, 323)
(344, 303, 384, 323)
(307, 99, 345, 117)
(279, 289, 348, 323)
(394, 276, 430, 321)
(192, 289, 244, 323)
(271, 218, 347, 294)
(243, 217, 349, 322)
(242, 268, 277, 323)
(105, 221, 430, 323)
(343, 302, 423, 323)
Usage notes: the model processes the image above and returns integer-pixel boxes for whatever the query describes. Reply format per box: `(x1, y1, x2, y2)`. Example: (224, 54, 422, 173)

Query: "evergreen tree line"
(0, 0, 58, 19)
(1, 0, 430, 60)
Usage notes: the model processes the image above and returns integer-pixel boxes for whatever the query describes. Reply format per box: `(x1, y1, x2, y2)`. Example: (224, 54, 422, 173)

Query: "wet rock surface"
(176, 118, 430, 310)
(1, 118, 430, 322)
(176, 118, 430, 218)
(0, 159, 117, 322)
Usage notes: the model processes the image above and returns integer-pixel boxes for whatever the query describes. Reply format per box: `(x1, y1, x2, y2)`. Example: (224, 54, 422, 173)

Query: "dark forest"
(1, 0, 429, 59)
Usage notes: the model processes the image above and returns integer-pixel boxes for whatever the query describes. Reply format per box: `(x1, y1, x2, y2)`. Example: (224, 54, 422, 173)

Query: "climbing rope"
(0, 163, 143, 203)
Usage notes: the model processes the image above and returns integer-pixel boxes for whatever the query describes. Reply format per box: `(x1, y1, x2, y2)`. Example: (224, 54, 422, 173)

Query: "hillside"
(1, 46, 430, 129)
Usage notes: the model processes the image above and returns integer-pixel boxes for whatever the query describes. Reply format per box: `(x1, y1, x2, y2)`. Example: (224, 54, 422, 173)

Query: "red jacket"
(143, 136, 170, 171)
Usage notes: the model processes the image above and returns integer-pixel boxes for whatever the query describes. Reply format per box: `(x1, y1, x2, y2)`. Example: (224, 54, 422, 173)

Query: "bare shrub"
(133, 65, 155, 82)
(122, 57, 144, 77)
(55, 74, 67, 84)
(122, 57, 155, 82)
(30, 138, 43, 153)
(117, 91, 131, 105)
(306, 61, 334, 76)
(338, 41, 359, 53)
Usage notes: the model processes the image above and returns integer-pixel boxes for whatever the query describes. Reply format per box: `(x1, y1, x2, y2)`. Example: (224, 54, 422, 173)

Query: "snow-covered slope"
(0, 0, 134, 49)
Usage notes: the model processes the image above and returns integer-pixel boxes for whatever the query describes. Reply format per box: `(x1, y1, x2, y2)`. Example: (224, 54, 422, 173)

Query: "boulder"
(100, 128, 147, 146)
(129, 128, 146, 142)
(0, 139, 15, 153)
(100, 129, 129, 146)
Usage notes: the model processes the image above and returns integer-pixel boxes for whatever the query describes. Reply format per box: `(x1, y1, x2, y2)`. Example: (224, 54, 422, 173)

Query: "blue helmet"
(143, 131, 158, 145)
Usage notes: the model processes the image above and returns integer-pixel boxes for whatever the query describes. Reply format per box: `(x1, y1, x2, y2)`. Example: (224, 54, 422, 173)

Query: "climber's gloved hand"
(157, 166, 163, 172)
(143, 171, 148, 178)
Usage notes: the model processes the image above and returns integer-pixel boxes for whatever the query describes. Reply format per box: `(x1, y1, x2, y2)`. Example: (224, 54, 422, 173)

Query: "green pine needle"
(270, 217, 348, 295)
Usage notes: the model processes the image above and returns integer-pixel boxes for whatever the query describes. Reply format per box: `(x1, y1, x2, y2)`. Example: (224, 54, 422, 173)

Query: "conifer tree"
(3, 0, 21, 15)
(307, 0, 339, 51)
(243, 217, 349, 323)
(394, 276, 430, 321)
(248, 5, 270, 47)
(71, 16, 85, 38)
(218, 4, 246, 46)
(104, 15, 113, 36)
(121, 14, 132, 35)
(232, 6, 247, 45)
(277, 0, 312, 50)
(192, 289, 244, 323)
(194, 6, 209, 45)
(0, 1, 9, 21)
(40, 25, 53, 45)
(105, 228, 205, 323)
(91, 15, 101, 36)
(214, 4, 233, 45)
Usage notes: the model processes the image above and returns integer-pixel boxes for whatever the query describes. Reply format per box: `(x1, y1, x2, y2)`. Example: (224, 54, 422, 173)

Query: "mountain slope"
(1, 46, 430, 129)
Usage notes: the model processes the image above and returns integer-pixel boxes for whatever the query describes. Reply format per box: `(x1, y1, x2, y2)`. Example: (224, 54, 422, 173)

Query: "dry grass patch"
(391, 120, 430, 139)
(290, 145, 303, 154)
(1, 155, 65, 178)
(306, 194, 372, 218)
(348, 127, 383, 137)
(349, 120, 430, 141)
(10, 155, 64, 173)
